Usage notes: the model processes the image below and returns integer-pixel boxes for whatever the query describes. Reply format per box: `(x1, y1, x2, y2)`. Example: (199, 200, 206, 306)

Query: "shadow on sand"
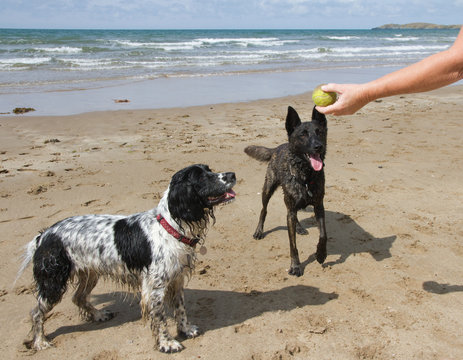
(257, 209, 396, 272)
(47, 285, 337, 341)
(422, 281, 463, 294)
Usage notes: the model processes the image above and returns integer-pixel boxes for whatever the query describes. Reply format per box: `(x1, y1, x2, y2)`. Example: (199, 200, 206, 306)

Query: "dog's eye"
(315, 128, 321, 136)
(201, 173, 215, 182)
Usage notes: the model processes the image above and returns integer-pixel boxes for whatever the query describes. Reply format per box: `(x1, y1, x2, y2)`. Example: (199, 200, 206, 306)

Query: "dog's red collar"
(156, 214, 199, 247)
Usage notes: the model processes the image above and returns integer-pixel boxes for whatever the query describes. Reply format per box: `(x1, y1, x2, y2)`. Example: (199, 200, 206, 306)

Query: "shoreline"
(0, 66, 408, 117)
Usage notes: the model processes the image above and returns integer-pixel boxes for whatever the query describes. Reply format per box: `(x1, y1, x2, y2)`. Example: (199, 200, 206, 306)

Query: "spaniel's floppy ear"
(167, 167, 207, 224)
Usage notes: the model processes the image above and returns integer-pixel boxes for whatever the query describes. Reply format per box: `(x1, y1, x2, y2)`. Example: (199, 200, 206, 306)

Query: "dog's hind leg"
(314, 203, 328, 264)
(27, 297, 55, 350)
(287, 210, 303, 276)
(72, 270, 114, 322)
(253, 176, 278, 239)
(26, 233, 72, 350)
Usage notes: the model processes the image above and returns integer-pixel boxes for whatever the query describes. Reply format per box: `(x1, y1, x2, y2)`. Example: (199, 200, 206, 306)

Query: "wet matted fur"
(17, 164, 236, 353)
(245, 106, 328, 276)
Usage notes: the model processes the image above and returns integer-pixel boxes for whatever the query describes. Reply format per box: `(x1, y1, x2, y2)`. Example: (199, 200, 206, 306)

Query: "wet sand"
(0, 66, 403, 116)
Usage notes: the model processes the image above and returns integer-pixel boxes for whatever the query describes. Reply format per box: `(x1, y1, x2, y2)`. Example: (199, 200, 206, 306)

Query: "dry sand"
(1, 86, 462, 359)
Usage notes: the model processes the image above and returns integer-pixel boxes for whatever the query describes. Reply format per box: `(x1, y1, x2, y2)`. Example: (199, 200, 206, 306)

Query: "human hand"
(315, 83, 371, 116)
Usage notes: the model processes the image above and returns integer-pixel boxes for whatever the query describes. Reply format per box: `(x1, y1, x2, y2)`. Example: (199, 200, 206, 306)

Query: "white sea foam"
(0, 57, 52, 70)
(0, 57, 51, 64)
(383, 37, 420, 42)
(111, 39, 204, 50)
(197, 37, 299, 47)
(60, 58, 113, 66)
(34, 46, 82, 54)
(110, 37, 299, 51)
(330, 44, 448, 53)
(324, 36, 361, 40)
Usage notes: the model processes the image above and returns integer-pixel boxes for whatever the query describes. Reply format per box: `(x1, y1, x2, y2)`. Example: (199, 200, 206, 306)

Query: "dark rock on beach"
(13, 107, 36, 114)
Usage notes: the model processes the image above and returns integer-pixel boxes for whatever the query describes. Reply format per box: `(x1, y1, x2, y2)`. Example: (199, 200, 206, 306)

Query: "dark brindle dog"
(245, 106, 328, 276)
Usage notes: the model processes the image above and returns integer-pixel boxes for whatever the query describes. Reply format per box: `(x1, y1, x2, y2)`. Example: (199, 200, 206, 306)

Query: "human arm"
(317, 26, 463, 115)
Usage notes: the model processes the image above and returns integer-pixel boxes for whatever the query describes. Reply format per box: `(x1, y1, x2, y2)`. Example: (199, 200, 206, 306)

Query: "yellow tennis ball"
(312, 84, 337, 106)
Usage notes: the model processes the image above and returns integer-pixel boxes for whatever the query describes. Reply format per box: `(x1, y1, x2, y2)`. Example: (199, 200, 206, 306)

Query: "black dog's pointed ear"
(285, 106, 302, 136)
(312, 106, 327, 128)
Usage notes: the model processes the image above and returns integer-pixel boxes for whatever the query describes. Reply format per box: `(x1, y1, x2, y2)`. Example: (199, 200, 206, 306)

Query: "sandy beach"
(1, 86, 462, 359)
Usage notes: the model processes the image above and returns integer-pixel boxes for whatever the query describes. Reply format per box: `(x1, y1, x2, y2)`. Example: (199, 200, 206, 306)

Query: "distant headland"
(373, 23, 461, 30)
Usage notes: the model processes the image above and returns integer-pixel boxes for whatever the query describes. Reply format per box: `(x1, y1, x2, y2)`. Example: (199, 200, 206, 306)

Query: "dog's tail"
(14, 233, 42, 285)
(244, 145, 276, 162)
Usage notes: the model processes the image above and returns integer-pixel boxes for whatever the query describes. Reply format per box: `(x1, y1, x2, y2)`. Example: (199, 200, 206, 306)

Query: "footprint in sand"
(28, 185, 48, 195)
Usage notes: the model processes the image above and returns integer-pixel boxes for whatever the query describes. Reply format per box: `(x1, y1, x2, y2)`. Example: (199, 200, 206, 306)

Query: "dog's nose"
(312, 140, 324, 153)
(314, 144, 323, 152)
(224, 172, 236, 183)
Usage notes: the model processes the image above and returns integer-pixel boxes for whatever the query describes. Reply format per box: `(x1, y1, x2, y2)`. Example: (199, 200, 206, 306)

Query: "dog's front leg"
(172, 279, 200, 338)
(287, 211, 302, 276)
(145, 287, 184, 353)
(314, 203, 328, 264)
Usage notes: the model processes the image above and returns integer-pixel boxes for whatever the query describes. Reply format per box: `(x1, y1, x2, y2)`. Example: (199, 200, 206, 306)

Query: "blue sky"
(2, 0, 462, 29)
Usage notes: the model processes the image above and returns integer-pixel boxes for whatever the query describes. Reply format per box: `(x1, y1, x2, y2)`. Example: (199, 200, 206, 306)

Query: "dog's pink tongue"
(310, 154, 323, 171)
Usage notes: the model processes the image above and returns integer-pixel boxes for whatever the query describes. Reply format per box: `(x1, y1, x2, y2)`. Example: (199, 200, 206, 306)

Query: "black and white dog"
(17, 164, 236, 353)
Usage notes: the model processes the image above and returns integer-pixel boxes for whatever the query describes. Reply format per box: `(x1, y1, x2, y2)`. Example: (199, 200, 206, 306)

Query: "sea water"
(0, 28, 459, 115)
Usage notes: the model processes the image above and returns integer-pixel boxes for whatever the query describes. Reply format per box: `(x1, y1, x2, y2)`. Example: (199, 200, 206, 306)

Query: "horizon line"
(0, 27, 384, 31)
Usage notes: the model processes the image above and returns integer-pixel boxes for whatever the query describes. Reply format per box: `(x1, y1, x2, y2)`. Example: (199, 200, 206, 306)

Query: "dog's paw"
(93, 309, 115, 322)
(24, 337, 53, 351)
(159, 339, 184, 353)
(180, 324, 200, 338)
(252, 230, 265, 239)
(316, 244, 327, 264)
(316, 251, 327, 264)
(288, 265, 303, 277)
